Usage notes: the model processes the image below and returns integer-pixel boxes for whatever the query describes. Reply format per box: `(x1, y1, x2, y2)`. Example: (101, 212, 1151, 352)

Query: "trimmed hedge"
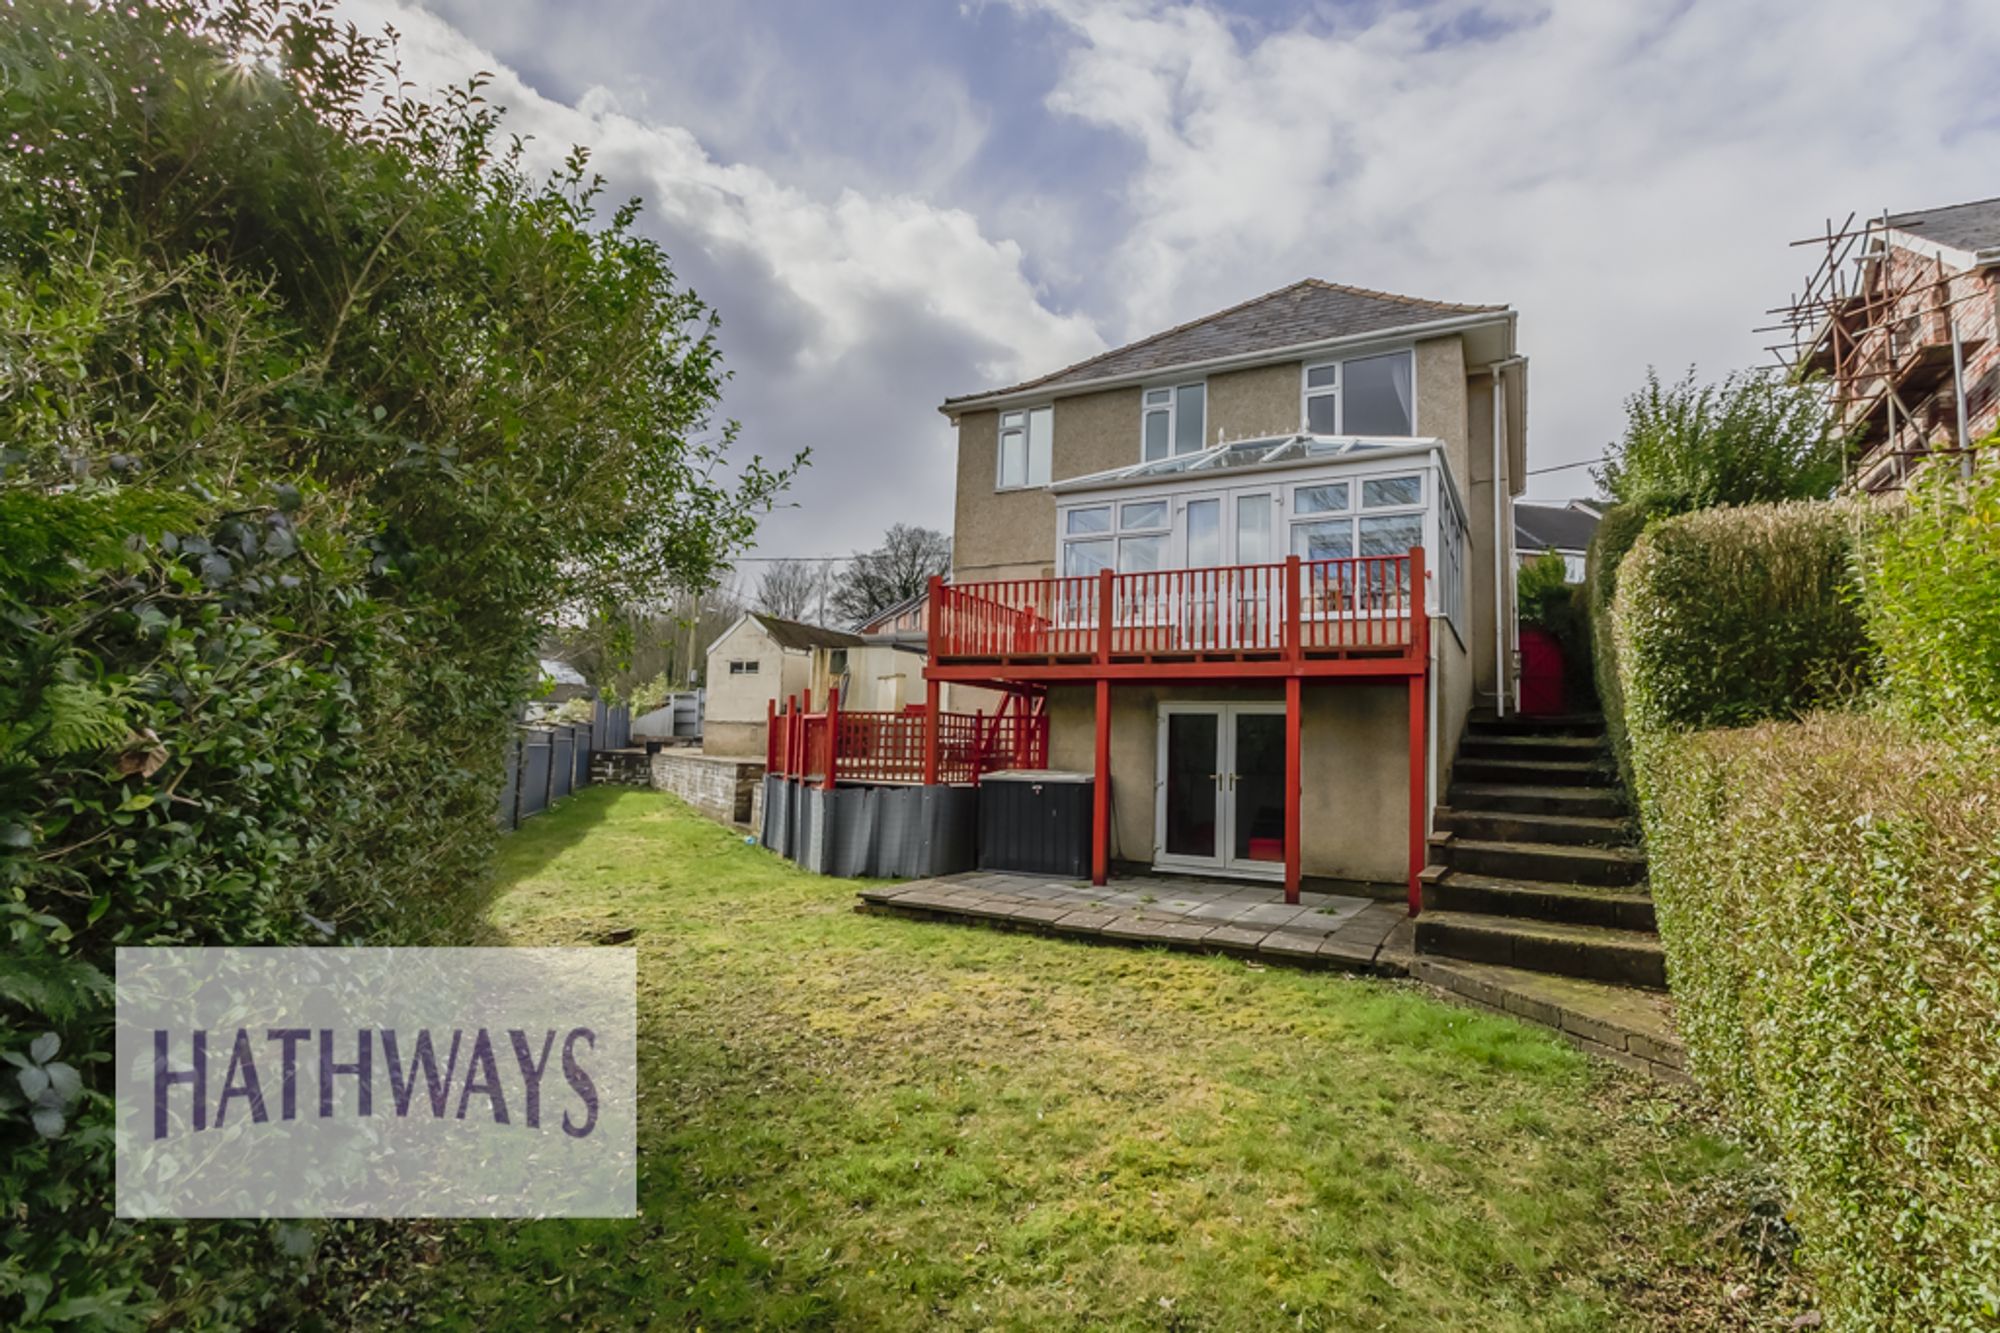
(1611, 502, 1870, 774)
(1860, 466, 2000, 729)
(1642, 714, 2000, 1328)
(1585, 500, 1669, 796)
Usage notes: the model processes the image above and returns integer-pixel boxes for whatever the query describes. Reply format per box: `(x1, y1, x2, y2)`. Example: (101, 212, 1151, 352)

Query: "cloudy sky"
(337, 0, 2000, 565)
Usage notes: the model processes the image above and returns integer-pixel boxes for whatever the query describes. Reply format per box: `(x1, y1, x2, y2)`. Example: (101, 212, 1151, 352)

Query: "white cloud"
(1012, 0, 2000, 493)
(337, 0, 1103, 561)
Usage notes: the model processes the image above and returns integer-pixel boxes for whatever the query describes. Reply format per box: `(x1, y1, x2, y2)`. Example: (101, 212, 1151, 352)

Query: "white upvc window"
(728, 659, 760, 676)
(1287, 471, 1426, 563)
(1141, 382, 1207, 461)
(1298, 349, 1417, 436)
(1060, 499, 1171, 576)
(997, 405, 1053, 490)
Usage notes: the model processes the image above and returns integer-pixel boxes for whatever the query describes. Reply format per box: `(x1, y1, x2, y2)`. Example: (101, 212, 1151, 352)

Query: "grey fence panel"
(551, 731, 574, 801)
(497, 734, 521, 829)
(571, 724, 591, 790)
(518, 735, 552, 820)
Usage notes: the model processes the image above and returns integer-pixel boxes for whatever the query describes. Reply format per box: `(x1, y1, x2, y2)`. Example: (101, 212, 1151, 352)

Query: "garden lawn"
(368, 787, 1798, 1331)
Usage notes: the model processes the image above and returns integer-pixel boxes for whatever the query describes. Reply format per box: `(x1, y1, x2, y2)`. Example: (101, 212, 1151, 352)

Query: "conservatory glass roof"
(1051, 434, 1439, 492)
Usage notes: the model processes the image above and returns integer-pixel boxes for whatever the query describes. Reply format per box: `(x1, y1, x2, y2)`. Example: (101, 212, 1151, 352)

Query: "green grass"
(362, 788, 1801, 1331)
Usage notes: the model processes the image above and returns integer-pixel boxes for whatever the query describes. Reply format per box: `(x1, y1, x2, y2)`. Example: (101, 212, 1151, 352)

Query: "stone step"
(1447, 836, 1648, 887)
(1420, 870, 1656, 932)
(1434, 805, 1632, 847)
(1465, 712, 1606, 738)
(1446, 782, 1628, 819)
(1413, 910, 1668, 989)
(1409, 957, 1685, 1082)
(1459, 733, 1607, 762)
(1452, 756, 1615, 787)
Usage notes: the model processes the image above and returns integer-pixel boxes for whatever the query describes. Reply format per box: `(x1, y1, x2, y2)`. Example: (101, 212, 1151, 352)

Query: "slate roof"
(750, 613, 867, 652)
(1885, 196, 2000, 256)
(1514, 501, 1602, 554)
(944, 279, 1506, 409)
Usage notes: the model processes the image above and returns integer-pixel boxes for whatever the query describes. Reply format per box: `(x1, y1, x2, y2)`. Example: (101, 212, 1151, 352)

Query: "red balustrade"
(932, 553, 1418, 662)
(768, 693, 1048, 787)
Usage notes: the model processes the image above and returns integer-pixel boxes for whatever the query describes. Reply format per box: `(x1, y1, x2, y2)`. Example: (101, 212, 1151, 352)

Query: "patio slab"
(857, 872, 1414, 976)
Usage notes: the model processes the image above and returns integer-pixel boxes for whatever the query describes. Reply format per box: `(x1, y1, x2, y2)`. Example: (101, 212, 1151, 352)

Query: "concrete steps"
(1446, 781, 1627, 818)
(1434, 806, 1632, 847)
(1413, 911, 1667, 989)
(1410, 957, 1686, 1082)
(1420, 712, 1673, 1022)
(1421, 870, 1656, 932)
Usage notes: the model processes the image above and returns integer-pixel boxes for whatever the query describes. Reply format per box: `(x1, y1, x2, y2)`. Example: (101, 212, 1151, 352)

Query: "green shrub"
(1518, 551, 1595, 706)
(1612, 503, 1870, 784)
(1639, 713, 2000, 1329)
(1859, 462, 2000, 729)
(0, 0, 794, 1323)
(1584, 499, 1671, 792)
(1597, 366, 1847, 512)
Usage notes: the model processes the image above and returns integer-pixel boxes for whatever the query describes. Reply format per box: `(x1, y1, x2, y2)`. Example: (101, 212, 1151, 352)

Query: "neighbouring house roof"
(538, 656, 587, 687)
(747, 613, 867, 652)
(1884, 196, 2000, 258)
(1514, 500, 1602, 554)
(853, 587, 929, 635)
(942, 279, 1508, 411)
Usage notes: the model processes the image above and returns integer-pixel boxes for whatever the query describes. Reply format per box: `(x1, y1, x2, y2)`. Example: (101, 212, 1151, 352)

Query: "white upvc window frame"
(996, 404, 1054, 491)
(1141, 381, 1208, 462)
(1298, 347, 1418, 437)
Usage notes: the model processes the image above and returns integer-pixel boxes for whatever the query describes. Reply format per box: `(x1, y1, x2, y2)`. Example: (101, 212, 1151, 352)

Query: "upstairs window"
(997, 406, 1053, 490)
(1299, 350, 1415, 437)
(1142, 382, 1206, 461)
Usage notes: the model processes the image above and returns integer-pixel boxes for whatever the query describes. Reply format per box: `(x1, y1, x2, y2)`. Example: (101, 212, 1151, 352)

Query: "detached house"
(922, 279, 1528, 900)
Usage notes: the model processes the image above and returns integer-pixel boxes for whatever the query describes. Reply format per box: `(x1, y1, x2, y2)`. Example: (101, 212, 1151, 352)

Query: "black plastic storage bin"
(977, 770, 1093, 879)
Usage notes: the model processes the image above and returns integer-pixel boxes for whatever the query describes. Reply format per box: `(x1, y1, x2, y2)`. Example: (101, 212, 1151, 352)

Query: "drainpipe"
(1951, 316, 1972, 480)
(1484, 357, 1525, 715)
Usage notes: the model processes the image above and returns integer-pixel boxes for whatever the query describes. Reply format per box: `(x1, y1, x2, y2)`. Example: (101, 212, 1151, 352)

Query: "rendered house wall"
(704, 620, 812, 758)
(1043, 682, 1412, 886)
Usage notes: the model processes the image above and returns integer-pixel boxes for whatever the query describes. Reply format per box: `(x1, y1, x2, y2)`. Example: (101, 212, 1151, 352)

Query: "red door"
(1518, 627, 1567, 716)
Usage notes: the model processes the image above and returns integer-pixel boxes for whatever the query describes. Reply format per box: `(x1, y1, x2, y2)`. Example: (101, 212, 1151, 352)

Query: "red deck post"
(922, 678, 940, 785)
(1284, 674, 1302, 903)
(1284, 554, 1302, 662)
(1091, 676, 1110, 886)
(766, 697, 777, 771)
(1407, 546, 1429, 914)
(823, 686, 841, 792)
(1096, 567, 1114, 664)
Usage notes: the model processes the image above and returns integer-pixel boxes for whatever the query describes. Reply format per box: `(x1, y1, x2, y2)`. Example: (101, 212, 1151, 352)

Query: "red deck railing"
(932, 553, 1418, 662)
(767, 693, 1048, 787)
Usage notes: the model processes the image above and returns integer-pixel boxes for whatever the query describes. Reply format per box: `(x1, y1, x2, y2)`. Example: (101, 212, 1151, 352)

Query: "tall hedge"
(1611, 497, 2000, 1327)
(1611, 501, 1870, 777)
(1643, 715, 2000, 1329)
(1583, 501, 1662, 794)
(0, 2, 792, 1325)
(1859, 466, 2000, 729)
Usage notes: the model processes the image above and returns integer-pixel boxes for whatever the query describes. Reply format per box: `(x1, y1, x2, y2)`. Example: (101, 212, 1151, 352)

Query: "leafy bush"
(1859, 462, 2000, 729)
(1612, 502, 1870, 792)
(1597, 367, 1847, 512)
(0, 0, 793, 1323)
(1640, 713, 2000, 1329)
(1584, 499, 1672, 792)
(1517, 551, 1594, 706)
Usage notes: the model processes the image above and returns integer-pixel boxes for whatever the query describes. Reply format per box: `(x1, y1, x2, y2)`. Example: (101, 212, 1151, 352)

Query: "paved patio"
(857, 872, 1414, 974)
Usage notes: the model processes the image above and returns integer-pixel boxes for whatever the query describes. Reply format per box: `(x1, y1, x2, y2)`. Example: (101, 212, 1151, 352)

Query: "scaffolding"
(1760, 211, 1992, 492)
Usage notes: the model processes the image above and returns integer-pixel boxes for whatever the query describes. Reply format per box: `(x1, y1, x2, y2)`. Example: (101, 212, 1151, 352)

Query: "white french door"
(1154, 702, 1288, 879)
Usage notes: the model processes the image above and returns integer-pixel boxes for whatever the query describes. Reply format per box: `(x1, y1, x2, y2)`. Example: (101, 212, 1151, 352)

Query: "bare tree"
(755, 558, 821, 621)
(830, 524, 951, 626)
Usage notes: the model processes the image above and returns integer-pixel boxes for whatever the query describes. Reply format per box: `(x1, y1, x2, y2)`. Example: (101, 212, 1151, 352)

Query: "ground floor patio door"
(1154, 702, 1287, 879)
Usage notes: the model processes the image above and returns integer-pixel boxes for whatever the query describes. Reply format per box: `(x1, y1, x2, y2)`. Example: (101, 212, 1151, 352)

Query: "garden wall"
(652, 752, 763, 825)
